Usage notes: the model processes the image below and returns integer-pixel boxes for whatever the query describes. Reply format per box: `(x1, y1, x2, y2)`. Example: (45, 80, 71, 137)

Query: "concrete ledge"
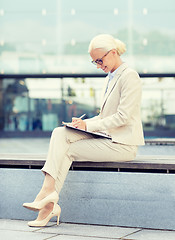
(1, 168, 175, 230)
(0, 154, 175, 173)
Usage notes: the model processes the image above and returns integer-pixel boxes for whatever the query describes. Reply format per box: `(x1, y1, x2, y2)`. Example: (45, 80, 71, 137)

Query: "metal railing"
(1, 73, 175, 79)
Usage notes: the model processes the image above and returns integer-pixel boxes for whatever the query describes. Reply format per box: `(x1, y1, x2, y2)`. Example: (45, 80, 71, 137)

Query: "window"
(0, 0, 175, 74)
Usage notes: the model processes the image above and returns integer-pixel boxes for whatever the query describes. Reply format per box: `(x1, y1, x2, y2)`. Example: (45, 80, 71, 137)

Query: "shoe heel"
(56, 205, 61, 225)
(57, 215, 60, 225)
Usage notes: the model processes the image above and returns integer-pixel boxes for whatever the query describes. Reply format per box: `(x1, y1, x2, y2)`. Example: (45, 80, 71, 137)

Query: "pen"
(79, 114, 86, 119)
(62, 114, 86, 125)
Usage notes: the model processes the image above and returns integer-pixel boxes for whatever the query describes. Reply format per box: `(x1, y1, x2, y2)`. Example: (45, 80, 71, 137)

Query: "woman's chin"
(102, 66, 108, 73)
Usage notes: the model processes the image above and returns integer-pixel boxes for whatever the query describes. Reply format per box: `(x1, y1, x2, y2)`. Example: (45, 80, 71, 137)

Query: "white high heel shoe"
(28, 204, 61, 227)
(23, 191, 58, 211)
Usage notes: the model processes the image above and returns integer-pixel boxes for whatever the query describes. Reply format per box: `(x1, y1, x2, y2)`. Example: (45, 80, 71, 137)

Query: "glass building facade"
(0, 0, 175, 135)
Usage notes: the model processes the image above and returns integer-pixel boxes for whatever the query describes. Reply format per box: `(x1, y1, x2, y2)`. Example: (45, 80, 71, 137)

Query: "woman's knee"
(52, 126, 66, 136)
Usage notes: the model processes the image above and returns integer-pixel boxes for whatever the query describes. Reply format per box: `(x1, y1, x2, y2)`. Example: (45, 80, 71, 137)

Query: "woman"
(23, 34, 145, 227)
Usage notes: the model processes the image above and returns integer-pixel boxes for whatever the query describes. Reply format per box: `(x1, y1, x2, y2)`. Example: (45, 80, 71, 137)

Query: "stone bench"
(0, 153, 175, 173)
(1, 153, 175, 230)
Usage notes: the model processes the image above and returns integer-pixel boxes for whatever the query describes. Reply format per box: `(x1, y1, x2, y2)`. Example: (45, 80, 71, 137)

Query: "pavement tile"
(0, 229, 56, 240)
(0, 219, 57, 232)
(124, 229, 175, 240)
(0, 219, 42, 232)
(50, 235, 118, 239)
(37, 223, 140, 239)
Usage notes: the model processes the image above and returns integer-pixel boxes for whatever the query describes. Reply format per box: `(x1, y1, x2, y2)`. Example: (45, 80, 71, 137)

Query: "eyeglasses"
(91, 50, 111, 65)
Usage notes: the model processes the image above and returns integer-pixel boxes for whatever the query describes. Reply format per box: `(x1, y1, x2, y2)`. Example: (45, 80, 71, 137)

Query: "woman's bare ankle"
(35, 173, 55, 201)
(35, 188, 55, 202)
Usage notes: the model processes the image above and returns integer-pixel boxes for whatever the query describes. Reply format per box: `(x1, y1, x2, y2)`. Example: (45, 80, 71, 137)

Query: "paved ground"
(1, 219, 175, 240)
(0, 138, 175, 155)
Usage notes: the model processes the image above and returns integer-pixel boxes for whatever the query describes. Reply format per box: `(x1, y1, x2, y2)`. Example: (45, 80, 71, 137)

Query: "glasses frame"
(91, 50, 111, 66)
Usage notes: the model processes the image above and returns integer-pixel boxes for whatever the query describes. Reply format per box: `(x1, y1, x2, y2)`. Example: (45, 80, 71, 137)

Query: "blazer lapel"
(100, 63, 128, 111)
(101, 76, 109, 99)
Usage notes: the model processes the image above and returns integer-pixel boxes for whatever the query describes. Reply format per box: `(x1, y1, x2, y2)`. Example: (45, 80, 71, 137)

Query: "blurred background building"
(0, 0, 175, 137)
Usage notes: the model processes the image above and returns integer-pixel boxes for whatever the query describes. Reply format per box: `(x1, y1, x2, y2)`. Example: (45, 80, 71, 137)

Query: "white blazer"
(85, 63, 145, 146)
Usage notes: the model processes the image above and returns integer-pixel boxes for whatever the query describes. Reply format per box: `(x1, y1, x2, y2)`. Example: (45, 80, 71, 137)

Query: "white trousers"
(42, 127, 137, 195)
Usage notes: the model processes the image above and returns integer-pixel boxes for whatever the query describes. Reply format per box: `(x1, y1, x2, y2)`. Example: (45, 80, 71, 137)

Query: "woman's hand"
(71, 117, 86, 130)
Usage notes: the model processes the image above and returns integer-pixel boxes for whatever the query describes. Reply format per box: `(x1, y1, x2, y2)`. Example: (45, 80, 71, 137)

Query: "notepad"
(64, 124, 112, 139)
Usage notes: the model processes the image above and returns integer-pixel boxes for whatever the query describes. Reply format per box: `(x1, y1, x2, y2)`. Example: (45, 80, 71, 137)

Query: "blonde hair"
(88, 34, 126, 56)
